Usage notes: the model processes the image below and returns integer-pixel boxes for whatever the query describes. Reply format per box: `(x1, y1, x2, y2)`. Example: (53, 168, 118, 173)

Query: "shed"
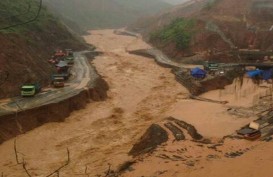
(262, 68, 273, 80)
(247, 70, 263, 78)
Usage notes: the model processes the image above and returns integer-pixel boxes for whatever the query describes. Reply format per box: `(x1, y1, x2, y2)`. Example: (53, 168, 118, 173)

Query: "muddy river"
(0, 30, 272, 177)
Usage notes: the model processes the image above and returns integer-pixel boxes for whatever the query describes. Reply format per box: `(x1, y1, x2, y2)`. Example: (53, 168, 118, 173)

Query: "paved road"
(137, 48, 203, 69)
(0, 51, 98, 116)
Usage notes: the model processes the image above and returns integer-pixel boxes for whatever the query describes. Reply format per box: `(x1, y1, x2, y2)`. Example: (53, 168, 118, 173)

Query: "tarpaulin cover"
(247, 70, 262, 78)
(191, 67, 206, 78)
(56, 61, 68, 67)
(262, 68, 273, 80)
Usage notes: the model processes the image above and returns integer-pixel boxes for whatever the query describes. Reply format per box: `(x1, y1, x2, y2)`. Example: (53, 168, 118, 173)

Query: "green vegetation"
(204, 0, 222, 10)
(0, 0, 57, 34)
(150, 18, 196, 50)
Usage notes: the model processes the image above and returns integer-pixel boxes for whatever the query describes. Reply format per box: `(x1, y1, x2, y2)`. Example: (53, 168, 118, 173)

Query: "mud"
(1, 29, 270, 177)
(0, 72, 108, 144)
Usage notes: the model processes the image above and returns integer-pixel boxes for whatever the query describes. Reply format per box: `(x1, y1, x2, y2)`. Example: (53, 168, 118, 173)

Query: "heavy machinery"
(21, 83, 41, 97)
(65, 55, 74, 65)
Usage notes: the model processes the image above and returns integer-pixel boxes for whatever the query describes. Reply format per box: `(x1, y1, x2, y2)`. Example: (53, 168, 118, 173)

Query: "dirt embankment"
(129, 0, 273, 62)
(0, 70, 108, 144)
(0, 20, 89, 99)
(1, 30, 272, 177)
(129, 48, 243, 95)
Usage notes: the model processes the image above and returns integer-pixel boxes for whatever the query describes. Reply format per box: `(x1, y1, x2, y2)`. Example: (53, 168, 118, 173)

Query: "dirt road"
(0, 51, 97, 116)
(0, 30, 271, 176)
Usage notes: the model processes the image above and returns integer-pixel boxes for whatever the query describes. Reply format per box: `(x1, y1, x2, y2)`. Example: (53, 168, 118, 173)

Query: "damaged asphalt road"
(0, 51, 100, 116)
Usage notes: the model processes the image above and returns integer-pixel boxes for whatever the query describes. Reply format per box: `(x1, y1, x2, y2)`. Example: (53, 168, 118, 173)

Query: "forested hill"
(43, 0, 171, 31)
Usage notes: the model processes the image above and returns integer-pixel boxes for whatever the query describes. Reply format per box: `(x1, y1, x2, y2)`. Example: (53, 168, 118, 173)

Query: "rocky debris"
(164, 122, 185, 141)
(167, 117, 203, 140)
(129, 124, 168, 157)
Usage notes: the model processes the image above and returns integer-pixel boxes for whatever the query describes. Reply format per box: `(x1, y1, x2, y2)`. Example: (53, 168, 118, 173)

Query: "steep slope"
(161, 0, 190, 5)
(129, 0, 273, 62)
(0, 0, 88, 98)
(43, 0, 171, 31)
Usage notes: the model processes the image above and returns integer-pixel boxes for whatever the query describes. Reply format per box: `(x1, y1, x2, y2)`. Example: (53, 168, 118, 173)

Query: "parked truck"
(203, 61, 219, 72)
(65, 55, 74, 65)
(51, 75, 65, 88)
(21, 83, 41, 97)
(65, 49, 74, 65)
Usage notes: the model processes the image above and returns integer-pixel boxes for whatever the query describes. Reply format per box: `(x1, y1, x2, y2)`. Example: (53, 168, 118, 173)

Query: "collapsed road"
(0, 51, 108, 143)
(0, 51, 103, 115)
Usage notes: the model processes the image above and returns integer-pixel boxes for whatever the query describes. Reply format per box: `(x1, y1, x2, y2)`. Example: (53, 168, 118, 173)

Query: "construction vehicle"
(203, 61, 219, 72)
(65, 49, 74, 65)
(51, 75, 65, 88)
(52, 72, 70, 80)
(65, 55, 74, 65)
(21, 83, 41, 97)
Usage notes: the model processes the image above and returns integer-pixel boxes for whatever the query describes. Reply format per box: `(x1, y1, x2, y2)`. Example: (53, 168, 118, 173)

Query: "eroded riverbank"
(0, 30, 272, 177)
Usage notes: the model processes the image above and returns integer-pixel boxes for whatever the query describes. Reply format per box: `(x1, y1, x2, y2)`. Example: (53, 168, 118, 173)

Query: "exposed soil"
(129, 0, 273, 62)
(0, 30, 272, 177)
(0, 20, 88, 99)
(0, 73, 108, 144)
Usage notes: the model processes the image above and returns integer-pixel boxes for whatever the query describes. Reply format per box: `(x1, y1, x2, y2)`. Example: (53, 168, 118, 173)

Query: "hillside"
(43, 0, 171, 31)
(129, 0, 273, 62)
(0, 0, 88, 98)
(161, 0, 190, 5)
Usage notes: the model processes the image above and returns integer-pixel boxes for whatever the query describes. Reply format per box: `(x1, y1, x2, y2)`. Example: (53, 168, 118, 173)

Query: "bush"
(0, 0, 57, 34)
(150, 18, 196, 50)
(204, 0, 222, 10)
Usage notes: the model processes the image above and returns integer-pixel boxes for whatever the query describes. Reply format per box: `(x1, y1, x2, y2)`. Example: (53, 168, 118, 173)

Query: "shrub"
(150, 18, 196, 50)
